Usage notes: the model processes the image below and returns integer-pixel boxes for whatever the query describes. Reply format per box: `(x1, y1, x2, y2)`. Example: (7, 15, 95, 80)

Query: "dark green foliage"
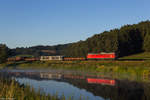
(0, 44, 9, 63)
(64, 20, 150, 57)
(10, 44, 71, 57)
(143, 32, 150, 52)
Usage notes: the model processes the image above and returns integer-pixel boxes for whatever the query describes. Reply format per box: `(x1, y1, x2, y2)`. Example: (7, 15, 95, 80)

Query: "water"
(15, 77, 103, 100)
(1, 69, 150, 100)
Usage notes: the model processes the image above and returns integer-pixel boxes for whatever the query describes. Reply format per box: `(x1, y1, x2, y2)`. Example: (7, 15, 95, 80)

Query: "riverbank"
(2, 60, 150, 68)
(1, 60, 150, 81)
(1, 60, 150, 70)
(1, 60, 150, 99)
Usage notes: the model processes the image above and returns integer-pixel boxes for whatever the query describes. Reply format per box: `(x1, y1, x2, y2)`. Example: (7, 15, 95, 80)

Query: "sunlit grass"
(0, 77, 58, 100)
(119, 52, 150, 60)
(2, 59, 150, 71)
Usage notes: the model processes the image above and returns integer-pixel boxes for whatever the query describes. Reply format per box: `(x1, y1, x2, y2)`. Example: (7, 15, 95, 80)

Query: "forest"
(1, 20, 150, 59)
(64, 20, 150, 57)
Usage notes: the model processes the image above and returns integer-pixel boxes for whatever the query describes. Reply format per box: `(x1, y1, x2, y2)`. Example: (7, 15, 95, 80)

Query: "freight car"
(24, 57, 40, 61)
(7, 57, 16, 61)
(7, 57, 25, 61)
(87, 52, 116, 60)
(63, 57, 85, 61)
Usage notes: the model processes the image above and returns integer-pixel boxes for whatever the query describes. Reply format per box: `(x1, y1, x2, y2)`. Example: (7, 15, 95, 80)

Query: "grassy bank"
(0, 77, 58, 100)
(119, 52, 150, 60)
(1, 60, 150, 81)
(1, 56, 150, 82)
(3, 60, 150, 69)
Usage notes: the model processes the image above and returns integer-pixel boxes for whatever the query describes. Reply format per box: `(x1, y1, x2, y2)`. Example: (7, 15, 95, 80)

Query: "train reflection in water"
(7, 71, 116, 86)
(87, 78, 115, 86)
(40, 73, 62, 79)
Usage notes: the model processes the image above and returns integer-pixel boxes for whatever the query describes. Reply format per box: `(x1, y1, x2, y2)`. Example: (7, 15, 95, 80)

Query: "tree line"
(0, 20, 150, 63)
(63, 20, 150, 57)
(9, 44, 71, 57)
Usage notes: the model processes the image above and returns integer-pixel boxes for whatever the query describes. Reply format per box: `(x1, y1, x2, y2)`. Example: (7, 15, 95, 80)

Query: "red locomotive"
(87, 52, 116, 60)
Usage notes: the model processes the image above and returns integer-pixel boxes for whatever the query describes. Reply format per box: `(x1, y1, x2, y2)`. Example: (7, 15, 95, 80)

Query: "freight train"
(7, 52, 116, 61)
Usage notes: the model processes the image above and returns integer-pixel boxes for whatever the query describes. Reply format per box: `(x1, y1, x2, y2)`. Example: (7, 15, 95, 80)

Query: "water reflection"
(2, 69, 150, 100)
(16, 78, 103, 100)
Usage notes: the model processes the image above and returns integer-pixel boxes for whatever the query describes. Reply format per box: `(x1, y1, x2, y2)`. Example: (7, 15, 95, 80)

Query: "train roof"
(40, 55, 64, 57)
(88, 52, 115, 54)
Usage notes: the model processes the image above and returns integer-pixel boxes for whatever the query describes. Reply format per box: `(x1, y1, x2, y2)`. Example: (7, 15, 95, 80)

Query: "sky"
(0, 0, 150, 48)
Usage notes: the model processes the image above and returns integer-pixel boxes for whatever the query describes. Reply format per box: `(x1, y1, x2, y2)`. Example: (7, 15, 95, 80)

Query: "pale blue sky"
(0, 0, 150, 48)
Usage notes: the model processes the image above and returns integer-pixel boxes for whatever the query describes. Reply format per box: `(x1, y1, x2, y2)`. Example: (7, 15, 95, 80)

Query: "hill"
(10, 44, 71, 57)
(10, 20, 150, 58)
(63, 20, 150, 57)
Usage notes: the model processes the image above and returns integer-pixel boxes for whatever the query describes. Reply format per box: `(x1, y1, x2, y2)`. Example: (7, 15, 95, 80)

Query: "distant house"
(40, 56, 63, 61)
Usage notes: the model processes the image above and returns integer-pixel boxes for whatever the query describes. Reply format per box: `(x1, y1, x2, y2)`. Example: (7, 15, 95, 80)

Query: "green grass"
(2, 60, 150, 81)
(2, 60, 150, 70)
(119, 52, 150, 60)
(96, 65, 150, 82)
(0, 77, 58, 100)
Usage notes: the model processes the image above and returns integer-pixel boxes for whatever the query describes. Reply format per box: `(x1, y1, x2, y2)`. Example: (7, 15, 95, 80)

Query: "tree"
(143, 33, 150, 52)
(0, 44, 9, 63)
